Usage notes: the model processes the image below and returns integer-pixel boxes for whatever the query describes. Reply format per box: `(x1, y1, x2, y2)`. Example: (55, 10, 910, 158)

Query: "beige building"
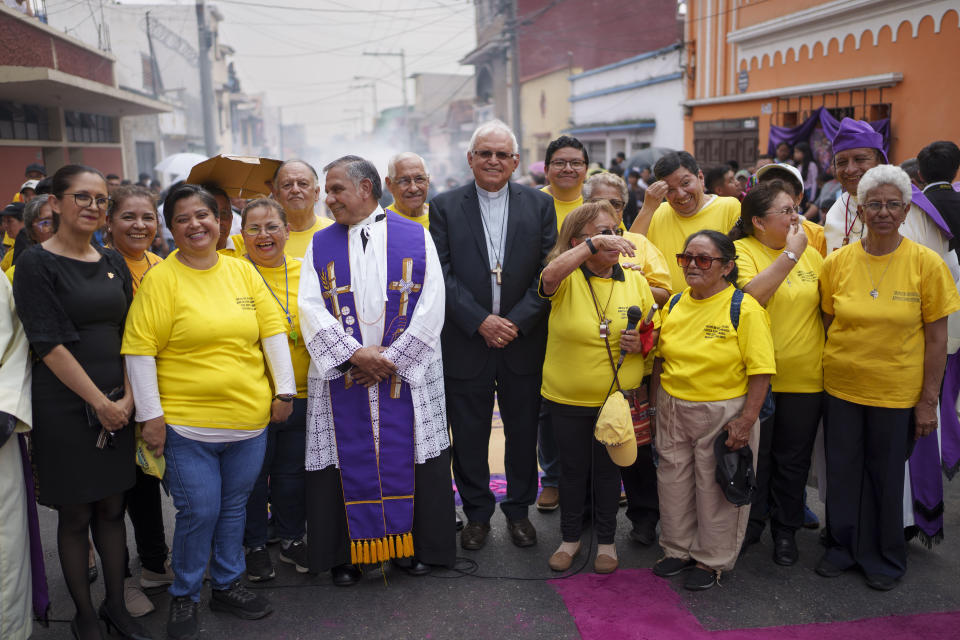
(519, 65, 581, 166)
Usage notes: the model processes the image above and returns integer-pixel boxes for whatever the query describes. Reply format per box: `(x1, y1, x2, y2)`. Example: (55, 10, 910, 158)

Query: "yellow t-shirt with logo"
(0, 243, 13, 273)
(735, 236, 824, 393)
(286, 215, 334, 261)
(659, 284, 776, 402)
(540, 265, 659, 407)
(245, 256, 309, 398)
(646, 196, 741, 294)
(387, 202, 429, 229)
(541, 186, 628, 233)
(122, 255, 287, 429)
(820, 238, 960, 408)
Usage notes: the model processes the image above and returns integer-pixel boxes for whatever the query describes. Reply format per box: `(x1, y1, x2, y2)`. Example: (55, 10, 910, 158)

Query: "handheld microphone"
(616, 305, 645, 367)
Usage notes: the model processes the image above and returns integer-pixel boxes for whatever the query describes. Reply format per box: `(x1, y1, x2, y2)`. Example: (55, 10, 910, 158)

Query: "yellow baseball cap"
(594, 392, 638, 467)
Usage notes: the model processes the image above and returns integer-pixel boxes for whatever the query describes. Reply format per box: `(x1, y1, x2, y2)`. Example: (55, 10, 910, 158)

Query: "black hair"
(200, 183, 230, 211)
(757, 153, 773, 161)
(240, 198, 287, 228)
(794, 141, 814, 183)
(776, 142, 792, 151)
(728, 180, 792, 240)
(704, 165, 732, 194)
(50, 164, 105, 198)
(683, 229, 738, 285)
(544, 135, 589, 167)
(727, 159, 740, 172)
(34, 177, 52, 195)
(917, 141, 960, 184)
(653, 151, 699, 181)
(108, 185, 157, 218)
(162, 184, 219, 232)
(105, 173, 120, 181)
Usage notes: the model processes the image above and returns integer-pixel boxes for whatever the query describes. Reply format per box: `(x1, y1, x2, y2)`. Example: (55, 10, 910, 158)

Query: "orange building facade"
(683, 0, 960, 167)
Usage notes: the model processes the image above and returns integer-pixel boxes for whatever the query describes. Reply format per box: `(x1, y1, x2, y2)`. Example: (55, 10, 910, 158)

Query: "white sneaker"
(124, 577, 155, 617)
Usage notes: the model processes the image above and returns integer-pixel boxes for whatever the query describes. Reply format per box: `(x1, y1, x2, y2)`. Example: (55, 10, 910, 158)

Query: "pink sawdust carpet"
(550, 568, 958, 639)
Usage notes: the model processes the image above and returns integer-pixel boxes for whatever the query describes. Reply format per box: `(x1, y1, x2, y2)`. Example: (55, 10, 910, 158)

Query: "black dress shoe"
(460, 522, 491, 550)
(98, 602, 153, 639)
(773, 535, 798, 566)
(815, 555, 844, 578)
(683, 567, 718, 591)
(507, 518, 537, 547)
(865, 573, 897, 591)
(331, 563, 362, 587)
(392, 557, 430, 576)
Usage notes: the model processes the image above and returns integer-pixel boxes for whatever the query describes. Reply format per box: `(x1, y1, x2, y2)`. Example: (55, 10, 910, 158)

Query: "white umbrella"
(154, 153, 207, 179)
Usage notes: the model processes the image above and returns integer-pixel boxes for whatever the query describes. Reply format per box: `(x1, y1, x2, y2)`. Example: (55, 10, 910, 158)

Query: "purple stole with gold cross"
(311, 212, 425, 563)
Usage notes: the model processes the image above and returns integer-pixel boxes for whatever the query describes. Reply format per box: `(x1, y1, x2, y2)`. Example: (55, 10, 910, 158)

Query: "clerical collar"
(579, 262, 625, 281)
(477, 183, 509, 200)
(350, 207, 386, 228)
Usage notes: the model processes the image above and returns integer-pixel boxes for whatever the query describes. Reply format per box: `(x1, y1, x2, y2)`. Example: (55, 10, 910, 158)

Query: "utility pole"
(507, 0, 522, 155)
(195, 0, 217, 156)
(350, 81, 378, 126)
(362, 50, 409, 146)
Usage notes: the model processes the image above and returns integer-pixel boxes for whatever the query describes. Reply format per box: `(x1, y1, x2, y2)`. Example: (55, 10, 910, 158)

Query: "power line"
(211, 0, 464, 14)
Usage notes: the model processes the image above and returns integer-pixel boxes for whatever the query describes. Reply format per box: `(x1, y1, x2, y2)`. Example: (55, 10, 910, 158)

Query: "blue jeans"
(164, 427, 267, 600)
(244, 398, 307, 547)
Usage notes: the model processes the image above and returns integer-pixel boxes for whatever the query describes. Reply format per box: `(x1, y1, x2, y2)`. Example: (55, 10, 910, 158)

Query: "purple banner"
(767, 106, 890, 164)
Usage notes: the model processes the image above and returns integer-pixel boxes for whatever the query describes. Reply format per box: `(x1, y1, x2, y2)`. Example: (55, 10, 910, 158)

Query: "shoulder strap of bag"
(730, 287, 743, 330)
(586, 275, 623, 393)
(668, 292, 682, 312)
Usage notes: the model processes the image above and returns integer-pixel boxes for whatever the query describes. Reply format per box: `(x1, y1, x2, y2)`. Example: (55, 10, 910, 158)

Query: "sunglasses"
(676, 253, 727, 269)
(472, 150, 517, 161)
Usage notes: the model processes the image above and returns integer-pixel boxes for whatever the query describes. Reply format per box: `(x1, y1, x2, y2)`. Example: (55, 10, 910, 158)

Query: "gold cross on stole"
(387, 258, 423, 398)
(320, 261, 351, 322)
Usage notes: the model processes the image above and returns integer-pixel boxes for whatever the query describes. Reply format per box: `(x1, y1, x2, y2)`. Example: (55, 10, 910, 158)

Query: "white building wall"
(569, 45, 685, 150)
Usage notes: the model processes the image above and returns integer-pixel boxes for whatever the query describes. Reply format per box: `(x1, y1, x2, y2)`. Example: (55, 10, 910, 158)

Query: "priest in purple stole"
(298, 155, 454, 586)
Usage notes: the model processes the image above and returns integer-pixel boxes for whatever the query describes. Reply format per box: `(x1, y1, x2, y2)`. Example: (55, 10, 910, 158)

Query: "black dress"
(13, 244, 135, 506)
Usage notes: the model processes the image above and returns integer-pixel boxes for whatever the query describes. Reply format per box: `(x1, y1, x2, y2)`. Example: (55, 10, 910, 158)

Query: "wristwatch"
(782, 250, 799, 263)
(585, 237, 598, 254)
(274, 394, 295, 403)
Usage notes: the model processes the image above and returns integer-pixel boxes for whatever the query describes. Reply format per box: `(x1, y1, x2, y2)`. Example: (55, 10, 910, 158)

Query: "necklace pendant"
(599, 320, 608, 338)
(869, 288, 879, 299)
(289, 329, 299, 345)
(842, 236, 850, 246)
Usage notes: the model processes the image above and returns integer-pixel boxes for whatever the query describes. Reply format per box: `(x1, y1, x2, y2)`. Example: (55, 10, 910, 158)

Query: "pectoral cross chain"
(491, 262, 503, 286)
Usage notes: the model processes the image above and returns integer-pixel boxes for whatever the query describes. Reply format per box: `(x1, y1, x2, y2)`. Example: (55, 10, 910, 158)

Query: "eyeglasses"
(472, 150, 517, 161)
(766, 205, 800, 217)
(33, 219, 53, 229)
(395, 175, 429, 188)
(585, 197, 626, 211)
(577, 228, 615, 239)
(64, 193, 112, 210)
(243, 223, 285, 236)
(548, 159, 586, 170)
(862, 200, 906, 213)
(676, 253, 727, 269)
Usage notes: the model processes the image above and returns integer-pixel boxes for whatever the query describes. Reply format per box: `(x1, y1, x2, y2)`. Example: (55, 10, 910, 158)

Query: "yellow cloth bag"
(134, 424, 165, 479)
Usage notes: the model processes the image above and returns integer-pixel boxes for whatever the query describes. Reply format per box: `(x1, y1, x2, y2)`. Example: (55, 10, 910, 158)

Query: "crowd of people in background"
(1, 116, 960, 640)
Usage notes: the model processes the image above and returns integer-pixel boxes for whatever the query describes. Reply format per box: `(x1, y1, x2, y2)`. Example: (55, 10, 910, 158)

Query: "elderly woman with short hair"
(817, 165, 960, 591)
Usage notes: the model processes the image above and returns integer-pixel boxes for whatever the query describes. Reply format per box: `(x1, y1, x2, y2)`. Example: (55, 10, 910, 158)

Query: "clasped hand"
(478, 314, 518, 349)
(349, 346, 397, 388)
(95, 393, 133, 432)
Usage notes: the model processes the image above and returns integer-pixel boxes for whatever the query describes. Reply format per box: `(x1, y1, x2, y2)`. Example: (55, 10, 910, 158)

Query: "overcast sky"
(115, 0, 477, 142)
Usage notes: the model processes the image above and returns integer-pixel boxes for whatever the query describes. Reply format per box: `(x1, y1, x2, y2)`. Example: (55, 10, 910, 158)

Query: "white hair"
(857, 164, 912, 204)
(469, 119, 518, 154)
(583, 172, 628, 202)
(387, 152, 429, 179)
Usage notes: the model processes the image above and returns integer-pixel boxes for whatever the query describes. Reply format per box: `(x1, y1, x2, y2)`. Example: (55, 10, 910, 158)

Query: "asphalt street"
(26, 469, 960, 640)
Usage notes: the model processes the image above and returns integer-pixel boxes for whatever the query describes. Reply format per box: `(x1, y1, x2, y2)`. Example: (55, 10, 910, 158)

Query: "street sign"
(738, 70, 749, 93)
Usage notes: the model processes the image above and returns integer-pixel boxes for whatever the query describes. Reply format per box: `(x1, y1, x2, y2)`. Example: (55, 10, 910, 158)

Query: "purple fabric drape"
(940, 351, 960, 480)
(767, 106, 891, 158)
(18, 434, 49, 625)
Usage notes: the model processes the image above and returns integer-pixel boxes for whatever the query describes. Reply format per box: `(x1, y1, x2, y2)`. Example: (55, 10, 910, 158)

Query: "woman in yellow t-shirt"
(583, 171, 671, 546)
(731, 181, 824, 567)
(106, 185, 164, 294)
(817, 165, 960, 591)
(238, 198, 312, 580)
(651, 229, 775, 590)
(539, 201, 659, 575)
(122, 184, 296, 633)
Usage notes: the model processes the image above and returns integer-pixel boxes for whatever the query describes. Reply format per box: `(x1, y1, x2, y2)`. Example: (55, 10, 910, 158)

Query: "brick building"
(0, 5, 169, 198)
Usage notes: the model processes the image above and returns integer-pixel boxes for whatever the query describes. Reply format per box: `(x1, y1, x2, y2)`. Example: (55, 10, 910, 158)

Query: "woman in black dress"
(13, 165, 150, 640)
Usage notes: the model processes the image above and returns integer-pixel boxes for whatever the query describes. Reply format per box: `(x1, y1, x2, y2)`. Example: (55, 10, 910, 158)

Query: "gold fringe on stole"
(403, 532, 414, 556)
(351, 534, 416, 563)
(388, 535, 397, 558)
(380, 538, 388, 561)
(350, 540, 358, 564)
(363, 540, 371, 564)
